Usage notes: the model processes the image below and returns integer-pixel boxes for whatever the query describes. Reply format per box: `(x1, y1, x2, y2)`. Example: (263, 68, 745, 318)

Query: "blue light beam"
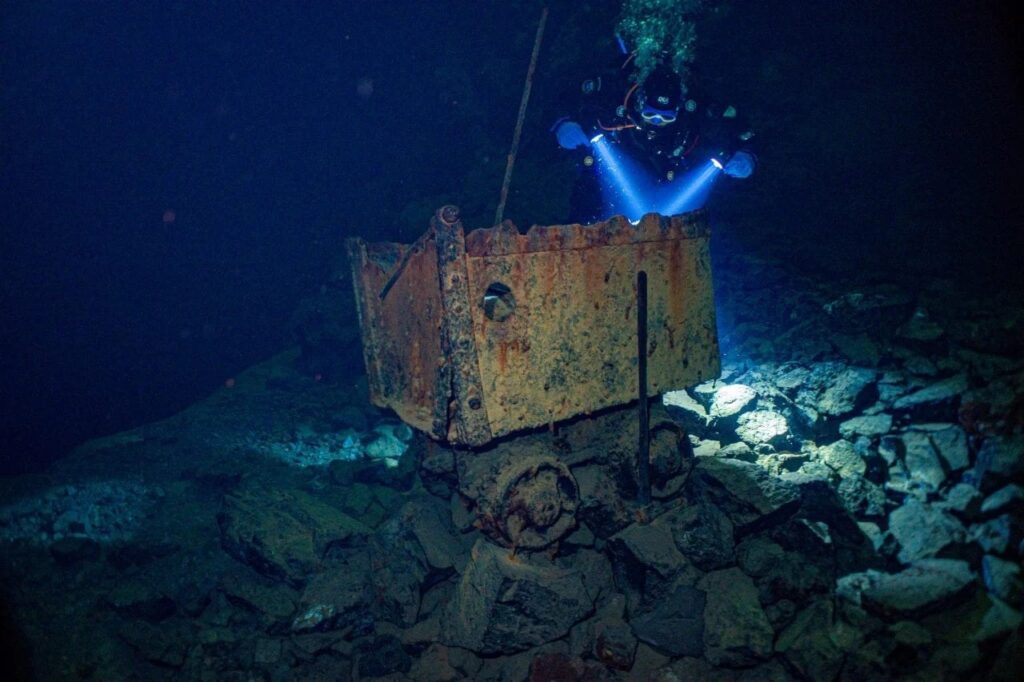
(590, 134, 647, 221)
(660, 160, 722, 216)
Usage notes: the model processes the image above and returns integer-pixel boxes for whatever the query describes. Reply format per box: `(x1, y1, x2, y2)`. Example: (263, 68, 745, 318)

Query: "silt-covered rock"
(443, 539, 594, 654)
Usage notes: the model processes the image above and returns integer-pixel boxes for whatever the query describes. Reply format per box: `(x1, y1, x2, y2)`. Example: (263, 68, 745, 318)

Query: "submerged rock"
(696, 457, 800, 530)
(698, 567, 773, 667)
(892, 374, 967, 416)
(218, 483, 369, 586)
(735, 410, 791, 448)
(443, 539, 594, 654)
(888, 498, 966, 563)
(629, 580, 706, 658)
(981, 554, 1022, 605)
(818, 367, 876, 416)
(708, 384, 757, 423)
(838, 413, 893, 439)
(838, 559, 976, 618)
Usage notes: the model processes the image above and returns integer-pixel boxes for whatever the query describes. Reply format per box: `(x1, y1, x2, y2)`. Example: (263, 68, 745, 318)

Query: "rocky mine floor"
(1, 247, 1022, 681)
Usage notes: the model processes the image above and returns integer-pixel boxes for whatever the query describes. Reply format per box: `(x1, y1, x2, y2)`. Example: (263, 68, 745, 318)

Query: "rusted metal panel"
(348, 208, 720, 446)
(464, 211, 719, 440)
(346, 232, 446, 436)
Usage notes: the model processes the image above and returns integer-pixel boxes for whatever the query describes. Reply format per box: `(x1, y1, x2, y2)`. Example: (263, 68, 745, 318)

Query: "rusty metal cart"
(346, 206, 721, 548)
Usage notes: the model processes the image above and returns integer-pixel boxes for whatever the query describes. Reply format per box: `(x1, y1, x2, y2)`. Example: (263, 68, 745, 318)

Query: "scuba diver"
(553, 48, 756, 224)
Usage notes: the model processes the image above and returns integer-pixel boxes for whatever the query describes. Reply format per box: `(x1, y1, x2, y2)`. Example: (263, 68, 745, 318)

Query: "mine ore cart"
(347, 206, 720, 550)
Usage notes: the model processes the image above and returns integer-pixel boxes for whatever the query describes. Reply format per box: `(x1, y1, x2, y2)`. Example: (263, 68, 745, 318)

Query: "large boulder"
(443, 539, 594, 654)
(708, 384, 758, 424)
(218, 483, 369, 586)
(663, 498, 735, 571)
(837, 559, 976, 619)
(735, 410, 791, 448)
(888, 498, 966, 563)
(695, 457, 800, 530)
(816, 439, 866, 478)
(818, 367, 877, 416)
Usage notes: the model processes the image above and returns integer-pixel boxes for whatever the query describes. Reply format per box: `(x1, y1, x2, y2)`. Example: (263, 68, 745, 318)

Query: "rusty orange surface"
(347, 210, 720, 446)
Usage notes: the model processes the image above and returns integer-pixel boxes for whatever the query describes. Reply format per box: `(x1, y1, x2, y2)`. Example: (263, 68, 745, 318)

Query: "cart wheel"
(487, 455, 579, 550)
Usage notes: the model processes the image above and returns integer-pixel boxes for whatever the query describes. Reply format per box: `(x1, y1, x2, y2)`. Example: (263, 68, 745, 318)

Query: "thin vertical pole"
(637, 270, 651, 504)
(494, 7, 548, 226)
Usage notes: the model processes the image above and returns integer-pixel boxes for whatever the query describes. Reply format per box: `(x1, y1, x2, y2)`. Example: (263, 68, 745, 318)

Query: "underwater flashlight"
(710, 157, 724, 171)
(590, 133, 604, 144)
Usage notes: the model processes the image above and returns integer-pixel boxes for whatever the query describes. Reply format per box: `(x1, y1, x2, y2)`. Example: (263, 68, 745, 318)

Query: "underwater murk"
(1, 1, 1022, 680)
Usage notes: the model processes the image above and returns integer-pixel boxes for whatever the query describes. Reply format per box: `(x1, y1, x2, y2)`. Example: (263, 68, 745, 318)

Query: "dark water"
(1, 1, 1020, 475)
(0, 3, 1022, 679)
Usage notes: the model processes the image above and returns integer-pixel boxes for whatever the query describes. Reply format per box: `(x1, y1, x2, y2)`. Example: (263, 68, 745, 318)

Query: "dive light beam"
(661, 160, 722, 216)
(591, 134, 646, 221)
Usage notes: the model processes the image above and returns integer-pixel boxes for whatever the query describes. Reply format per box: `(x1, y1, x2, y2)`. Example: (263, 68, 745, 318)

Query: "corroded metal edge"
(465, 210, 709, 257)
(432, 207, 493, 446)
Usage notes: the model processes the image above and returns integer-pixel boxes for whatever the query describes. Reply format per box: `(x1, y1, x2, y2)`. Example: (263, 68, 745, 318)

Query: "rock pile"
(0, 251, 1020, 681)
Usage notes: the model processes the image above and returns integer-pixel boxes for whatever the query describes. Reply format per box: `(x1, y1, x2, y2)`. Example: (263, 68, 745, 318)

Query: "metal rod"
(494, 7, 548, 226)
(637, 270, 651, 504)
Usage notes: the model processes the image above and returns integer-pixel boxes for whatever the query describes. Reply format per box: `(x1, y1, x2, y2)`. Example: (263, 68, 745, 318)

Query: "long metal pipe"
(637, 270, 651, 504)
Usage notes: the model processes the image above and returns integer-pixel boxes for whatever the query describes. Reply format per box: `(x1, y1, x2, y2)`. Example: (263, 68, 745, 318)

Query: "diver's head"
(638, 62, 682, 128)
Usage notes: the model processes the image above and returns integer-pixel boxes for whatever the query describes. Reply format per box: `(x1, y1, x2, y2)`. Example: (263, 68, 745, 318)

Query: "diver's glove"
(723, 150, 756, 179)
(552, 119, 590, 150)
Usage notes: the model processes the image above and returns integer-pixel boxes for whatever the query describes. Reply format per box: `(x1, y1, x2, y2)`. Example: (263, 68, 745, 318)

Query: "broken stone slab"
(936, 482, 983, 517)
(708, 384, 757, 425)
(292, 551, 371, 633)
(698, 567, 774, 667)
(105, 580, 178, 622)
(980, 484, 1024, 516)
(816, 439, 866, 478)
(218, 483, 369, 587)
(397, 496, 469, 574)
(716, 441, 756, 462)
(831, 332, 882, 367)
(610, 520, 687, 579)
(837, 558, 976, 619)
(774, 365, 810, 393)
(629, 579, 706, 658)
(818, 367, 877, 416)
(696, 457, 800, 531)
(838, 413, 893, 440)
(888, 498, 966, 563)
(891, 373, 967, 417)
(898, 430, 948, 491)
(913, 423, 970, 472)
(969, 513, 1022, 555)
(662, 390, 709, 436)
(369, 512, 430, 627)
(981, 554, 1022, 605)
(663, 498, 735, 572)
(117, 619, 192, 669)
(443, 539, 594, 654)
(775, 599, 847, 682)
(837, 475, 887, 518)
(356, 634, 410, 678)
(734, 410, 791, 449)
(973, 434, 1024, 487)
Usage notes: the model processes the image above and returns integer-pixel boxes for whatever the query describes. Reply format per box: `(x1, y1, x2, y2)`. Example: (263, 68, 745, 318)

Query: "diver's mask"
(641, 107, 678, 127)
